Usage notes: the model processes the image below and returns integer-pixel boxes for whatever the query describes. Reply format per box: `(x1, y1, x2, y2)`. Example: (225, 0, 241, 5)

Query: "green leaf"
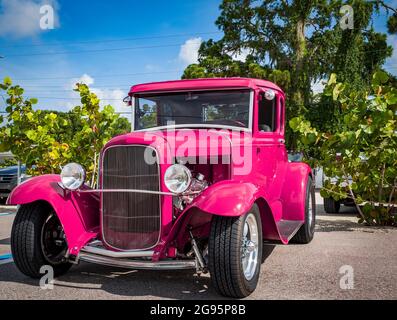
(3, 76, 12, 86)
(386, 93, 397, 105)
(328, 73, 337, 86)
(372, 71, 389, 85)
(289, 117, 301, 131)
(26, 130, 37, 141)
(332, 83, 343, 101)
(29, 98, 38, 105)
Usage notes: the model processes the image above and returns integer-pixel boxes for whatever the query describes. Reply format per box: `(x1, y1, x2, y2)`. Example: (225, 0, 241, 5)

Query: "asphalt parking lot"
(0, 193, 396, 300)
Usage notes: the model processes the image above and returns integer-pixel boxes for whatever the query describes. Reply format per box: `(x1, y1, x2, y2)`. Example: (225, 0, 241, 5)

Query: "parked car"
(323, 175, 355, 213)
(321, 153, 369, 213)
(0, 165, 28, 201)
(7, 78, 315, 298)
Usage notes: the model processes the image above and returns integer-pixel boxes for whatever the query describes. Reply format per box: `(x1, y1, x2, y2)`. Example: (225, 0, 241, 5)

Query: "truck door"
(254, 89, 286, 222)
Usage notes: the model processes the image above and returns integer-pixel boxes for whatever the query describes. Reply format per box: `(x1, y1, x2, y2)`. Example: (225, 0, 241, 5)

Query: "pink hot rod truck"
(8, 78, 315, 298)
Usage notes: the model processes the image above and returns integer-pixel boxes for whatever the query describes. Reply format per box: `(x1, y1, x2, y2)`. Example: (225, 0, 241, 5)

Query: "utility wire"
(2, 43, 183, 58)
(11, 70, 183, 81)
(3, 45, 393, 58)
(0, 31, 221, 49)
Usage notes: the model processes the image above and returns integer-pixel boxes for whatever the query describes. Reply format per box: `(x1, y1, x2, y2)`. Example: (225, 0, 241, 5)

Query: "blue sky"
(0, 0, 396, 113)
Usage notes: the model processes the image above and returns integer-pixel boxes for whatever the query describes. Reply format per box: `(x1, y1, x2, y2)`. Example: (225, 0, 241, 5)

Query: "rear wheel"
(292, 176, 316, 244)
(11, 202, 72, 278)
(324, 197, 340, 213)
(208, 204, 263, 298)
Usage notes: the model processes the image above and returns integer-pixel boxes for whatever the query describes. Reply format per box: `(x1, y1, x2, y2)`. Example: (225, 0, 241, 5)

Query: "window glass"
(258, 93, 277, 132)
(135, 90, 251, 130)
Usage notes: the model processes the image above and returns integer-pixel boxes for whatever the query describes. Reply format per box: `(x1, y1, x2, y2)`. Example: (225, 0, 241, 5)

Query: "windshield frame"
(131, 89, 254, 132)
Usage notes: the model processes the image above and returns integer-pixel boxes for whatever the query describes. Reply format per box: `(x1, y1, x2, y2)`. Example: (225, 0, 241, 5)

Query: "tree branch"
(341, 165, 369, 224)
(374, 1, 397, 14)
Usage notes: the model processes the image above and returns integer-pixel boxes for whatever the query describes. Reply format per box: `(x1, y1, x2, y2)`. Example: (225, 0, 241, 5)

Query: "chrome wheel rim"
(308, 191, 314, 228)
(40, 213, 68, 265)
(241, 213, 259, 281)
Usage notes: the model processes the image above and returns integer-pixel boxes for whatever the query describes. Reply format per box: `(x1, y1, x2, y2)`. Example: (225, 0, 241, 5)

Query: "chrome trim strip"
(131, 96, 135, 132)
(79, 253, 196, 270)
(78, 189, 174, 196)
(101, 144, 163, 252)
(135, 124, 251, 132)
(248, 90, 254, 132)
(81, 245, 154, 258)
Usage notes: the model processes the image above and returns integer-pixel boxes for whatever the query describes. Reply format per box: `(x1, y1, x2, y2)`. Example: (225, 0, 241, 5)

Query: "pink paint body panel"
(129, 77, 283, 95)
(7, 175, 99, 256)
(8, 78, 312, 256)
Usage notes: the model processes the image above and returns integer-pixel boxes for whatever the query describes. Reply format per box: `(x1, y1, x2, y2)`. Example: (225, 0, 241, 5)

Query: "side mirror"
(123, 95, 132, 106)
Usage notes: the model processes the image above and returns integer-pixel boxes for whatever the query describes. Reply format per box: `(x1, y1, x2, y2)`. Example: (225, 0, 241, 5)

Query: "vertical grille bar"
(102, 145, 161, 250)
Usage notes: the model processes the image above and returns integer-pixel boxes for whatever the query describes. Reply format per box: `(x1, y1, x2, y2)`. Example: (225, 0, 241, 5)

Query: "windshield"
(134, 90, 251, 130)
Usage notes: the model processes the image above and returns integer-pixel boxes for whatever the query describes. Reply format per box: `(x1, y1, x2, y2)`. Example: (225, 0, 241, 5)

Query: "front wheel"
(11, 202, 72, 278)
(208, 204, 263, 298)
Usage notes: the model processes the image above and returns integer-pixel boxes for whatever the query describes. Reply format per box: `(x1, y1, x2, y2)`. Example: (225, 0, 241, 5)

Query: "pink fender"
(7, 175, 99, 256)
(281, 162, 313, 221)
(186, 180, 281, 244)
(192, 180, 258, 216)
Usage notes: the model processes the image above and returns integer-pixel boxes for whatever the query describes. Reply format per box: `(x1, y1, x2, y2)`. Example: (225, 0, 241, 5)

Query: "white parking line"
(0, 212, 14, 217)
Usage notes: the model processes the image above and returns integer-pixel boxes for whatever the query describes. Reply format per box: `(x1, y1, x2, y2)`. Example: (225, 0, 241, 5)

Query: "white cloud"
(66, 74, 128, 113)
(230, 48, 251, 62)
(178, 37, 202, 65)
(91, 88, 127, 112)
(68, 73, 94, 89)
(0, 0, 60, 38)
(145, 64, 160, 72)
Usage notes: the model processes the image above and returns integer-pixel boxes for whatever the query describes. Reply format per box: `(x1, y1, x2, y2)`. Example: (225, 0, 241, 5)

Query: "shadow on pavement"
(0, 261, 221, 299)
(315, 219, 363, 232)
(0, 237, 10, 245)
(0, 242, 276, 300)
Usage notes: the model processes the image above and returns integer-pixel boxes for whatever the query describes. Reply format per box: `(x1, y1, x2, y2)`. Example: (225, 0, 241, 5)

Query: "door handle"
(278, 138, 285, 144)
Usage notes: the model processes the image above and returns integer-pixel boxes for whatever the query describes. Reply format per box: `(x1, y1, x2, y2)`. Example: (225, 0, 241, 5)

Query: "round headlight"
(164, 164, 192, 194)
(264, 89, 275, 100)
(61, 163, 86, 190)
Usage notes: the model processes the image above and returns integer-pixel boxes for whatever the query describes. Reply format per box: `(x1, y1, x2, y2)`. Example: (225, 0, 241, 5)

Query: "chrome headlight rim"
(164, 164, 192, 194)
(60, 162, 86, 191)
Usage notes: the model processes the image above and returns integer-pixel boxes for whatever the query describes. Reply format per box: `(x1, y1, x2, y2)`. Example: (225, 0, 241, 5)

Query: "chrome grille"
(102, 145, 160, 250)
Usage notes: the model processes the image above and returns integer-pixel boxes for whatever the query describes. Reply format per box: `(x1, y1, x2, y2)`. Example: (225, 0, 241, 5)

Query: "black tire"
(324, 197, 340, 213)
(292, 176, 316, 244)
(208, 204, 263, 298)
(11, 202, 72, 278)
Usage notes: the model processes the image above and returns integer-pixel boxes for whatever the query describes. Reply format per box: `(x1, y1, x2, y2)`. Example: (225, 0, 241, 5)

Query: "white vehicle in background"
(287, 153, 355, 214)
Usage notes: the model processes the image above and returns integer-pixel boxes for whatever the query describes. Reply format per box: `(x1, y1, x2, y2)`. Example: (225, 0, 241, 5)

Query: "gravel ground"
(0, 194, 396, 300)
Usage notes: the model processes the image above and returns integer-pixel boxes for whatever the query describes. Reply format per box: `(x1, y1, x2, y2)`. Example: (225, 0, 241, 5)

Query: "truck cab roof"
(129, 77, 284, 96)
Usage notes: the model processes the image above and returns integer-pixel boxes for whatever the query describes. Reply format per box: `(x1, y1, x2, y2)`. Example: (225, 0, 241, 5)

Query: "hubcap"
(40, 213, 68, 265)
(241, 213, 259, 281)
